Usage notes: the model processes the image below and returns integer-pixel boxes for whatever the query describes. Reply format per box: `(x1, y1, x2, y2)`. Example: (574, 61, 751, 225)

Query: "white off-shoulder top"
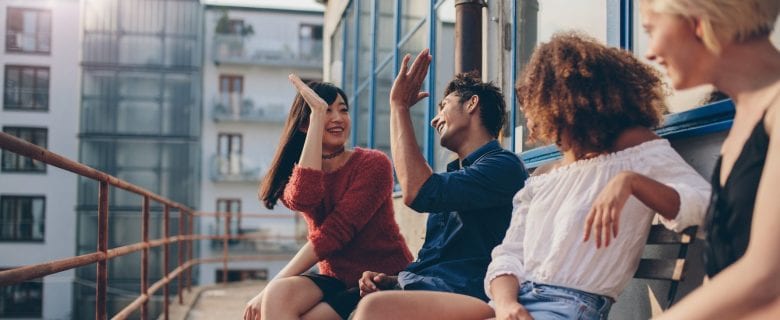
(484, 139, 711, 300)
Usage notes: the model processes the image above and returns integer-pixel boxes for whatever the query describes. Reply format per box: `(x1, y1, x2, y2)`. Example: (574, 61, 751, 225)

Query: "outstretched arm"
(288, 74, 327, 171)
(389, 49, 433, 206)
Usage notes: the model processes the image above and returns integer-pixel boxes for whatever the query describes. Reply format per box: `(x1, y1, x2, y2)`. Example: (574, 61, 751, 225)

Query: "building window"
(3, 65, 50, 111)
(299, 24, 323, 60)
(0, 196, 46, 242)
(218, 75, 243, 116)
(216, 198, 241, 236)
(0, 273, 42, 317)
(1, 127, 47, 172)
(5, 7, 52, 54)
(217, 133, 242, 175)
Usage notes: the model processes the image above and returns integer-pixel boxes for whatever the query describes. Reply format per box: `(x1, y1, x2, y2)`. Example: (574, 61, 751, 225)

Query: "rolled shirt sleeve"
(646, 146, 711, 232)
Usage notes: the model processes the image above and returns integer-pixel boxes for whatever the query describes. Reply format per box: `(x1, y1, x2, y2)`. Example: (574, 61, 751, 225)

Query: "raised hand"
(288, 74, 328, 114)
(390, 49, 432, 110)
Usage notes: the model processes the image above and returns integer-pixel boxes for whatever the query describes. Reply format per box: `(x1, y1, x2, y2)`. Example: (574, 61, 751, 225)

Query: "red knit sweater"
(281, 148, 413, 287)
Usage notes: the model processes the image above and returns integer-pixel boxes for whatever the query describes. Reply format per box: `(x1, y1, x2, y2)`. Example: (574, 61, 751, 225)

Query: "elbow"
(402, 194, 416, 207)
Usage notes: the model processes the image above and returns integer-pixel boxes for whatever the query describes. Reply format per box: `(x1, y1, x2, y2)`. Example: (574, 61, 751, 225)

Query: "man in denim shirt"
(354, 49, 527, 319)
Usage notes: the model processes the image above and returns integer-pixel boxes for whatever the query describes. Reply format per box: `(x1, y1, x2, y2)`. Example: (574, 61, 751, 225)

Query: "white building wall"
(199, 5, 323, 286)
(0, 0, 81, 318)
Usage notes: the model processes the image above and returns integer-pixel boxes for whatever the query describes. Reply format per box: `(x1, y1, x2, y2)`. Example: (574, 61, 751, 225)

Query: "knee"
(262, 278, 298, 306)
(353, 292, 390, 320)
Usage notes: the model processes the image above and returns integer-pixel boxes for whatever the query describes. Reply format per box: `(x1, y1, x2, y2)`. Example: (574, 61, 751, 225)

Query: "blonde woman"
(639, 0, 780, 318)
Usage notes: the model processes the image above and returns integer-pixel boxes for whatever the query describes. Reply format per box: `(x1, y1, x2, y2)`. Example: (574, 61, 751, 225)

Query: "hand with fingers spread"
(583, 171, 635, 248)
(288, 74, 328, 114)
(390, 49, 433, 110)
(358, 271, 398, 297)
(243, 289, 265, 320)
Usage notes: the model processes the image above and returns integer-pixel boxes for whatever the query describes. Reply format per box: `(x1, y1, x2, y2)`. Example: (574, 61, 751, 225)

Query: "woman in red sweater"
(243, 75, 413, 320)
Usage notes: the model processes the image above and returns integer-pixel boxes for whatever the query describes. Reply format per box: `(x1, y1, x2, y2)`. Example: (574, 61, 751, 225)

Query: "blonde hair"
(642, 0, 779, 53)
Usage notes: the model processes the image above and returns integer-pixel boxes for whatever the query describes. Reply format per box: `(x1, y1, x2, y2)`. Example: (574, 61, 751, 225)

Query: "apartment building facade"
(0, 0, 81, 318)
(199, 0, 324, 286)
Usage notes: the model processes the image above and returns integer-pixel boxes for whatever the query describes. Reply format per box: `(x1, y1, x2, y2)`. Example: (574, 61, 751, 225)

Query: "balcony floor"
(163, 280, 267, 320)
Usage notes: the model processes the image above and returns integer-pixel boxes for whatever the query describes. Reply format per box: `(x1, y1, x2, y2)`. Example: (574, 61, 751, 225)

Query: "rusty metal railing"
(0, 132, 301, 319)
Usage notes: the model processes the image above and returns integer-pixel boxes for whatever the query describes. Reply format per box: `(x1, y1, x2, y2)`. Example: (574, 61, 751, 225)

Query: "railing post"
(96, 181, 109, 320)
(188, 211, 194, 292)
(163, 204, 170, 320)
(178, 209, 184, 305)
(223, 212, 230, 284)
(141, 196, 149, 320)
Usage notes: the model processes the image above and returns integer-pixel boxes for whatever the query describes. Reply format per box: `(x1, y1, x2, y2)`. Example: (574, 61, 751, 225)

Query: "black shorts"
(301, 273, 361, 319)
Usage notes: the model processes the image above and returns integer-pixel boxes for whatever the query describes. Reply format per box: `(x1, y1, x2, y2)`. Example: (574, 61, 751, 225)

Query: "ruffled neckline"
(527, 139, 669, 183)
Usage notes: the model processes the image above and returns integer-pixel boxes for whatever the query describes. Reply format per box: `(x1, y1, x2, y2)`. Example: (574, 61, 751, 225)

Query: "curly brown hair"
(516, 32, 667, 158)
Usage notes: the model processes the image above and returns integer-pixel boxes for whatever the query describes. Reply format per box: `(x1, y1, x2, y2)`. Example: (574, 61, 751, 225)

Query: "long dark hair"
(259, 81, 348, 209)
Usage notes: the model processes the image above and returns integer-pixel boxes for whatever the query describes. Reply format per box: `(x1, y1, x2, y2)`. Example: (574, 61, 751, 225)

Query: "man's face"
(431, 93, 469, 151)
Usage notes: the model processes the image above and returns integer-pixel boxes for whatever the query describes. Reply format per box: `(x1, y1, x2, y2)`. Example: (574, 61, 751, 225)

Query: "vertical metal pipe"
(141, 196, 149, 320)
(96, 181, 109, 320)
(188, 212, 194, 292)
(454, 0, 484, 74)
(163, 205, 170, 320)
(178, 209, 184, 304)
(222, 212, 229, 284)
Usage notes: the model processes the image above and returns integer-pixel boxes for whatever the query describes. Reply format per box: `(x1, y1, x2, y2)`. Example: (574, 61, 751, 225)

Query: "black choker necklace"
(322, 146, 346, 160)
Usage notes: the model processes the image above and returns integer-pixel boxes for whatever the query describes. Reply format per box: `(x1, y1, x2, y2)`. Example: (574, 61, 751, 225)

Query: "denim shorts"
(516, 282, 613, 320)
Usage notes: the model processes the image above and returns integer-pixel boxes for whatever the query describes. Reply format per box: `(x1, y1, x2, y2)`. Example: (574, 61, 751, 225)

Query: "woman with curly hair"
(482, 32, 712, 320)
(353, 33, 711, 320)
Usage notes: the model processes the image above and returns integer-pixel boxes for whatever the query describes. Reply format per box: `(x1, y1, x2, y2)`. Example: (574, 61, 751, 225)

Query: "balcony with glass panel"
(209, 153, 263, 182)
(212, 35, 322, 69)
(211, 94, 287, 123)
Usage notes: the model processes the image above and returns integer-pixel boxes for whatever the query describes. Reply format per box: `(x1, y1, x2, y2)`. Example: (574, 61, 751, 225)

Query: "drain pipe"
(454, 0, 484, 75)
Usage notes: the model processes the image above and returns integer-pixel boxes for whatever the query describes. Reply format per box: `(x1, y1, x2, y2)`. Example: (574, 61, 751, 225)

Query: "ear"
(466, 95, 480, 114)
(690, 16, 705, 40)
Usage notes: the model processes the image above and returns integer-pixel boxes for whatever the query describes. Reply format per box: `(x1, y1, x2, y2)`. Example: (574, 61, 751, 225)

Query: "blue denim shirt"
(398, 140, 528, 301)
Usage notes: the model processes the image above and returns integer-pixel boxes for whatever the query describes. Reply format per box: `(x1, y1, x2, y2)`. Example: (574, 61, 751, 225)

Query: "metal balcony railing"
(211, 96, 287, 123)
(209, 154, 265, 182)
(0, 132, 303, 320)
(212, 35, 322, 69)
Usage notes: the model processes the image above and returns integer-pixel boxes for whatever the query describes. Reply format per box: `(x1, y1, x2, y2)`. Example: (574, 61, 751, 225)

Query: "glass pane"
(376, 0, 395, 66)
(357, 0, 372, 85)
(434, 1, 457, 171)
(355, 90, 370, 147)
(343, 4, 356, 95)
(119, 72, 160, 98)
(373, 63, 394, 157)
(330, 20, 344, 86)
(402, 0, 427, 36)
(119, 36, 163, 65)
(4, 68, 20, 107)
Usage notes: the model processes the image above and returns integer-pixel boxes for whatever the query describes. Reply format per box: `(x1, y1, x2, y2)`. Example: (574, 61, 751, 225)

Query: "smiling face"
(640, 6, 715, 89)
(320, 94, 350, 152)
(431, 93, 470, 151)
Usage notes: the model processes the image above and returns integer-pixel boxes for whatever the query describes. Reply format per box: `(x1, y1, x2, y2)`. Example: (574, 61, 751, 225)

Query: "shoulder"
(479, 148, 526, 172)
(762, 80, 780, 135)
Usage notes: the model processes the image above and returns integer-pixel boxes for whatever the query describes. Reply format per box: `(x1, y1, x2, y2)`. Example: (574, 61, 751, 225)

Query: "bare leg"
(301, 303, 342, 320)
(261, 276, 324, 320)
(352, 291, 494, 320)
